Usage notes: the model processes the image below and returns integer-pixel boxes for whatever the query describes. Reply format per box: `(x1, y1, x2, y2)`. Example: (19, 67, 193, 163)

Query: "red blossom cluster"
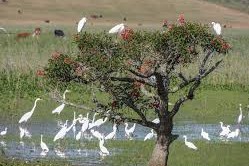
(36, 69, 45, 77)
(120, 27, 134, 41)
(51, 51, 61, 60)
(177, 14, 185, 25)
(162, 19, 168, 28)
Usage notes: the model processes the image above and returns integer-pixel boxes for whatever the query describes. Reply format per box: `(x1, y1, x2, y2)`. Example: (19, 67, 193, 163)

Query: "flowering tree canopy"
(43, 16, 231, 166)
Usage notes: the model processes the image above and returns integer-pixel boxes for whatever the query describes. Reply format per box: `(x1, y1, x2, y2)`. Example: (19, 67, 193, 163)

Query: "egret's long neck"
(92, 113, 96, 122)
(184, 137, 187, 142)
(31, 100, 39, 113)
(63, 91, 68, 100)
(41, 135, 43, 142)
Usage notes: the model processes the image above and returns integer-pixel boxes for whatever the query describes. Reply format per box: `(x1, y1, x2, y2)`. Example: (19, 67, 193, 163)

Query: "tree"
(43, 15, 231, 166)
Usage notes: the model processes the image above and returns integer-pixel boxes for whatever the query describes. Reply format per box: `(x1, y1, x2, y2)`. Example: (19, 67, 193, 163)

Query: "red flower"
(64, 58, 73, 64)
(177, 14, 185, 25)
(36, 70, 45, 77)
(51, 51, 61, 60)
(120, 27, 134, 41)
(162, 19, 168, 27)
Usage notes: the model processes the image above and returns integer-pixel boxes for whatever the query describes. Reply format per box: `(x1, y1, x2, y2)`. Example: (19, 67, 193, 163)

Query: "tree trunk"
(148, 134, 171, 166)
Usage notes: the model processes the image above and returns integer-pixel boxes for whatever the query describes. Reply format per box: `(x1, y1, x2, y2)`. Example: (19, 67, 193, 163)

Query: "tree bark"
(148, 134, 171, 166)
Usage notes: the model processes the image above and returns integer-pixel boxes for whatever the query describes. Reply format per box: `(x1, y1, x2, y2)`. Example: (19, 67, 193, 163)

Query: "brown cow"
(16, 28, 41, 40)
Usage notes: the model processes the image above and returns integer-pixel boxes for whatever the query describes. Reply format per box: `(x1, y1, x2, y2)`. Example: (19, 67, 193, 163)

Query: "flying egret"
(40, 134, 49, 153)
(183, 135, 197, 150)
(53, 120, 68, 142)
(0, 127, 7, 136)
(19, 98, 42, 123)
(52, 90, 70, 114)
(108, 23, 125, 34)
(99, 137, 109, 156)
(211, 22, 221, 35)
(105, 123, 117, 140)
(77, 17, 87, 33)
(237, 104, 243, 124)
(201, 128, 210, 141)
(227, 128, 240, 139)
(144, 129, 154, 141)
(93, 117, 108, 128)
(124, 123, 136, 139)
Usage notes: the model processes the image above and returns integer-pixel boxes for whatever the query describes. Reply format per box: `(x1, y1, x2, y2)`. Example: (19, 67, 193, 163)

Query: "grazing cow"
(16, 27, 41, 40)
(54, 29, 65, 37)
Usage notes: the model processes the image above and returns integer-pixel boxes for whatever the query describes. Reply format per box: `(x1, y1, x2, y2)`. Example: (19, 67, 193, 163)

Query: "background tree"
(44, 15, 231, 166)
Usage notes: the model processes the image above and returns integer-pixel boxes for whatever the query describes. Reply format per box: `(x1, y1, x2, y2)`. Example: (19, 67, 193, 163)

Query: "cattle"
(16, 27, 41, 40)
(54, 29, 65, 37)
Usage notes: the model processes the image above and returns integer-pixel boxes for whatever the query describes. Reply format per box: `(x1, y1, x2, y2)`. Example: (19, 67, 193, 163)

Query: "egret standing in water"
(201, 128, 210, 141)
(99, 137, 109, 157)
(144, 129, 154, 141)
(52, 90, 70, 114)
(237, 104, 243, 125)
(0, 127, 7, 136)
(19, 98, 42, 123)
(124, 123, 136, 140)
(40, 135, 49, 153)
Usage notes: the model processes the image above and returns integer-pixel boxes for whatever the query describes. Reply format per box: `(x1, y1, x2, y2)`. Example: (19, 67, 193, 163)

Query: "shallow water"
(0, 120, 248, 165)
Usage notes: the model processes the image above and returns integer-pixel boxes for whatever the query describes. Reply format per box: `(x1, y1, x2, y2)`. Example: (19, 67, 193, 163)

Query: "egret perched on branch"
(183, 135, 197, 150)
(40, 134, 49, 153)
(108, 23, 125, 34)
(201, 128, 210, 141)
(19, 98, 42, 123)
(52, 90, 70, 114)
(77, 17, 87, 33)
(211, 22, 221, 35)
(0, 127, 7, 136)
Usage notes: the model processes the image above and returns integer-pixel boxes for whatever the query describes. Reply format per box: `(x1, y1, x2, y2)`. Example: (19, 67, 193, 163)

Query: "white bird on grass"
(124, 123, 136, 139)
(211, 22, 222, 35)
(53, 120, 68, 142)
(108, 23, 125, 34)
(0, 27, 9, 36)
(77, 17, 87, 33)
(0, 127, 7, 136)
(52, 90, 70, 114)
(144, 129, 154, 141)
(183, 135, 198, 150)
(40, 134, 49, 153)
(19, 98, 42, 123)
(227, 128, 240, 139)
(99, 137, 109, 157)
(237, 104, 243, 124)
(201, 128, 210, 141)
(219, 122, 231, 137)
(105, 123, 117, 140)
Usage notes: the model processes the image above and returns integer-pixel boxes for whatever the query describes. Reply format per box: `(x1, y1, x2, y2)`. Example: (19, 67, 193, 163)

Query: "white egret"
(72, 112, 76, 138)
(183, 135, 197, 150)
(105, 123, 117, 140)
(152, 118, 159, 124)
(75, 131, 82, 140)
(108, 23, 125, 34)
(201, 128, 210, 141)
(237, 104, 243, 124)
(99, 137, 109, 156)
(211, 22, 221, 35)
(219, 122, 231, 136)
(124, 123, 136, 139)
(81, 118, 89, 133)
(40, 134, 49, 153)
(0, 27, 9, 36)
(53, 120, 68, 142)
(227, 128, 240, 139)
(93, 117, 108, 128)
(90, 129, 103, 140)
(88, 113, 97, 129)
(77, 17, 87, 33)
(19, 98, 42, 123)
(144, 129, 154, 141)
(0, 127, 7, 136)
(52, 90, 70, 114)
(19, 126, 31, 139)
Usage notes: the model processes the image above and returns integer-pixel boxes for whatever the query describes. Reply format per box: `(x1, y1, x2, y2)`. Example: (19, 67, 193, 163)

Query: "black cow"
(54, 29, 65, 37)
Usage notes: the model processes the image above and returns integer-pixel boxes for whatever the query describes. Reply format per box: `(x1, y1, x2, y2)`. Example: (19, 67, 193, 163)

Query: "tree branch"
(110, 76, 155, 87)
